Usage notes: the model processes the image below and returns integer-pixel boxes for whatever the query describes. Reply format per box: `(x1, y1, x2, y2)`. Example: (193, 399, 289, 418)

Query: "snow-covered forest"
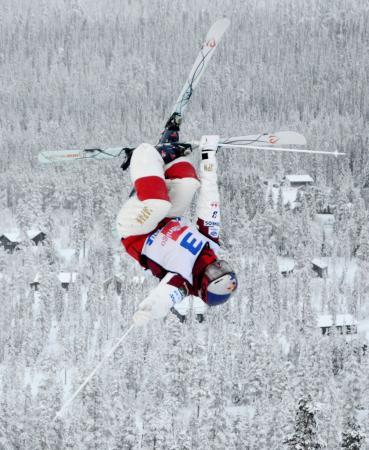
(1, 0, 369, 448)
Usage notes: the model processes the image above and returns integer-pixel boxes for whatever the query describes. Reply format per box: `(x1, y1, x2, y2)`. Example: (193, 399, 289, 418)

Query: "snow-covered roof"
(317, 314, 358, 328)
(1, 229, 45, 242)
(1, 232, 21, 242)
(285, 174, 314, 183)
(311, 258, 328, 269)
(32, 273, 40, 283)
(58, 272, 78, 283)
(277, 257, 295, 273)
(26, 229, 44, 239)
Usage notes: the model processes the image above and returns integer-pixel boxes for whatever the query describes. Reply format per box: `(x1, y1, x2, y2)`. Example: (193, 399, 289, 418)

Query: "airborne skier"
(116, 118, 238, 326)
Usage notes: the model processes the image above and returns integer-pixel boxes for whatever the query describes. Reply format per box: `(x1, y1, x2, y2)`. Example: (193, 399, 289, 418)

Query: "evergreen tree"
(341, 418, 365, 450)
(286, 396, 322, 450)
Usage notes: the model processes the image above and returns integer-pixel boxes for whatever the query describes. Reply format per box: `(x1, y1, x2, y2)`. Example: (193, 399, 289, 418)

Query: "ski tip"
(215, 17, 230, 29)
(206, 18, 230, 42)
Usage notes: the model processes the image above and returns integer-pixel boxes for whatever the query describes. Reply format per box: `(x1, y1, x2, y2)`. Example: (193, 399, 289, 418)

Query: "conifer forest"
(1, 0, 369, 448)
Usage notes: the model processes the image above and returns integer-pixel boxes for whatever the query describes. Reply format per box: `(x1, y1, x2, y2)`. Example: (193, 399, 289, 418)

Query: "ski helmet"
(200, 260, 238, 306)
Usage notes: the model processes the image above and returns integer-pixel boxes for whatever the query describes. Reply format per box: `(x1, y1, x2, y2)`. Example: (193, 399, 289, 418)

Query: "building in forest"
(311, 258, 328, 278)
(30, 272, 78, 290)
(26, 229, 46, 246)
(0, 233, 20, 253)
(58, 272, 78, 290)
(317, 314, 358, 336)
(283, 174, 314, 188)
(0, 229, 46, 252)
(317, 204, 336, 215)
(30, 273, 40, 291)
(277, 257, 295, 277)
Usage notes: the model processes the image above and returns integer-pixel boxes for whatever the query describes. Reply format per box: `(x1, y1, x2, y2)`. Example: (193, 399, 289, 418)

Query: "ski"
(218, 143, 345, 157)
(38, 147, 126, 164)
(168, 18, 230, 122)
(220, 131, 307, 147)
(38, 132, 308, 164)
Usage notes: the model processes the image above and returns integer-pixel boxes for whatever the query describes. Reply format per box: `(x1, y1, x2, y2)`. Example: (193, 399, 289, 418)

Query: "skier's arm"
(196, 135, 221, 244)
(133, 273, 189, 326)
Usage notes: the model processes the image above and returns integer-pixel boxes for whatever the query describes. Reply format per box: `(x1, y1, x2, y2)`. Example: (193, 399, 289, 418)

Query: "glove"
(199, 135, 220, 160)
(133, 273, 187, 327)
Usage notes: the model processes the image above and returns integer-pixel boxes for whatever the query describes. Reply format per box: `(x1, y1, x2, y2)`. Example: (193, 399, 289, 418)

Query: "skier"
(116, 116, 238, 326)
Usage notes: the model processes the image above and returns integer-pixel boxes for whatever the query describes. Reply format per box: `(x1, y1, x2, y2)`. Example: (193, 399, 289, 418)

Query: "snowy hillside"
(1, 0, 369, 448)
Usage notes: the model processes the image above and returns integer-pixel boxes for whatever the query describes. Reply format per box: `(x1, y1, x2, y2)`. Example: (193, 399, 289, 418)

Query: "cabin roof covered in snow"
(58, 272, 78, 283)
(26, 229, 43, 239)
(285, 174, 314, 183)
(277, 257, 295, 273)
(1, 229, 45, 242)
(32, 273, 40, 284)
(311, 258, 328, 269)
(317, 314, 357, 328)
(1, 232, 21, 242)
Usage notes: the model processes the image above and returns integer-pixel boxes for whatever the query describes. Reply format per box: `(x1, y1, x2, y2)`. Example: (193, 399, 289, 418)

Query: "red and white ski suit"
(116, 138, 221, 323)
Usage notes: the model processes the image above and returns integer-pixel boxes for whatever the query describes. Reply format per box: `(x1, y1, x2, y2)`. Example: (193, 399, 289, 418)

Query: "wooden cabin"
(311, 258, 328, 278)
(277, 257, 295, 277)
(317, 314, 358, 336)
(0, 233, 20, 253)
(27, 229, 46, 246)
(30, 273, 40, 291)
(58, 272, 78, 290)
(283, 174, 314, 188)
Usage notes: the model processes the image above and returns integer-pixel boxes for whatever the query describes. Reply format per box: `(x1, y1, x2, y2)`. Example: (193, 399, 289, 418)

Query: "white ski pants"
(116, 143, 200, 238)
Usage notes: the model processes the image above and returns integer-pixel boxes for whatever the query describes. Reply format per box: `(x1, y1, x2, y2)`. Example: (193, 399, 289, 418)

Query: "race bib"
(142, 218, 219, 283)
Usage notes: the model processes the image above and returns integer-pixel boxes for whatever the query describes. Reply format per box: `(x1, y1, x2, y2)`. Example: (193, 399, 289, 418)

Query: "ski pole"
(54, 324, 135, 421)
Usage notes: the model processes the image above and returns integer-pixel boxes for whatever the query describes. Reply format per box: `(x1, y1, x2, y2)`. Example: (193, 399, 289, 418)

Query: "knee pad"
(116, 196, 172, 237)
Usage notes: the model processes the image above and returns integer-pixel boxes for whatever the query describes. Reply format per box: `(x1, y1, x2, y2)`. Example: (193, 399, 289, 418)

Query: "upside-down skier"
(116, 116, 238, 326)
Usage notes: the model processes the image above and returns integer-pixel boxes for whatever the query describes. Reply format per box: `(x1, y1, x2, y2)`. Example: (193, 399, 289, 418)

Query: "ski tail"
(170, 18, 230, 120)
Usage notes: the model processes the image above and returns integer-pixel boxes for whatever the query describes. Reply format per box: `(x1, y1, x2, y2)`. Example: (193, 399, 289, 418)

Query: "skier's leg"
(116, 143, 172, 237)
(164, 156, 200, 217)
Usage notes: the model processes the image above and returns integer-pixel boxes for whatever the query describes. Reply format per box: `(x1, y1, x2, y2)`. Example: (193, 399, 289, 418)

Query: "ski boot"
(157, 113, 192, 163)
(159, 112, 182, 144)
